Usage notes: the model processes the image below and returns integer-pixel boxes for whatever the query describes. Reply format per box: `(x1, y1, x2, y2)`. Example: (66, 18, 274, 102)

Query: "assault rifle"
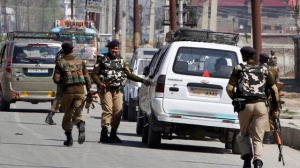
(85, 89, 101, 113)
(271, 82, 285, 166)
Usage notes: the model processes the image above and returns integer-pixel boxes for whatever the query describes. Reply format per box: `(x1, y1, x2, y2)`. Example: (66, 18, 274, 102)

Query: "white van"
(123, 47, 158, 122)
(138, 28, 242, 154)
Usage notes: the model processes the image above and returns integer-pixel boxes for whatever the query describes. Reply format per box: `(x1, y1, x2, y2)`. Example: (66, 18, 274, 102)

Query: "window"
(263, 25, 271, 30)
(173, 47, 238, 78)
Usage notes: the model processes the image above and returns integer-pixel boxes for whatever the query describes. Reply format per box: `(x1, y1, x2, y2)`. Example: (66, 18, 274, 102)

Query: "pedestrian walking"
(226, 46, 279, 168)
(53, 42, 92, 146)
(91, 40, 150, 143)
(45, 49, 65, 125)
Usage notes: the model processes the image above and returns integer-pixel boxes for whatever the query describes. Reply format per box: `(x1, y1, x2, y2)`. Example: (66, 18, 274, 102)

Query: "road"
(0, 102, 300, 168)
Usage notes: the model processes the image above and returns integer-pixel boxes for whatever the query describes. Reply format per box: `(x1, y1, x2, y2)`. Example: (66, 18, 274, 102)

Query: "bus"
(51, 19, 112, 72)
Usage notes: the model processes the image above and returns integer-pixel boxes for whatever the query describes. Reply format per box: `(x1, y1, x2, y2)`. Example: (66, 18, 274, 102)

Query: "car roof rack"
(165, 28, 239, 46)
(6, 31, 58, 40)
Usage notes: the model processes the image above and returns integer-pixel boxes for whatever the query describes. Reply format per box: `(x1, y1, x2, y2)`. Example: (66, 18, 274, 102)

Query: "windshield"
(173, 47, 238, 78)
(137, 59, 151, 75)
(12, 44, 60, 64)
(75, 35, 95, 46)
(56, 34, 96, 47)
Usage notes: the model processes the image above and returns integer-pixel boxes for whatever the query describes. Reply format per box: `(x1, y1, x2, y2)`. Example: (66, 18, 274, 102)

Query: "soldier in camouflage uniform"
(91, 40, 150, 143)
(53, 42, 92, 146)
(45, 48, 65, 125)
(226, 47, 279, 168)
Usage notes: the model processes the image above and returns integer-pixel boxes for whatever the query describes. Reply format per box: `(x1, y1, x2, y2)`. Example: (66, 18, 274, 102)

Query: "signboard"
(87, 1, 102, 13)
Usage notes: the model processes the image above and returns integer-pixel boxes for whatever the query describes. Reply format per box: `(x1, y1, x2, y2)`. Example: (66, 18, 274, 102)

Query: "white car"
(138, 28, 242, 154)
(123, 47, 158, 122)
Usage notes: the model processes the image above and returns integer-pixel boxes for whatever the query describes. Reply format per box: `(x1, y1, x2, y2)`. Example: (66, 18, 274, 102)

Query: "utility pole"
(3, 0, 7, 32)
(108, 0, 113, 34)
(149, 0, 155, 46)
(100, 0, 107, 34)
(133, 0, 139, 51)
(85, 0, 88, 21)
(201, 0, 209, 29)
(210, 0, 218, 31)
(170, 0, 177, 30)
(71, 0, 74, 19)
(42, 1, 44, 31)
(15, 0, 18, 31)
(178, 0, 184, 28)
(163, 0, 170, 43)
(121, 0, 127, 56)
(27, 0, 29, 31)
(251, 0, 262, 63)
(115, 0, 120, 40)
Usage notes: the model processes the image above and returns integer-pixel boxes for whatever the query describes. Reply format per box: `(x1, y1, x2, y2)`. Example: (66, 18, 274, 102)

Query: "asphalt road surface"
(0, 102, 300, 168)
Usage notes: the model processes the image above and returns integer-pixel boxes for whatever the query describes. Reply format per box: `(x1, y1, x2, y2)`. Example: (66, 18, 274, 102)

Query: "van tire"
(128, 98, 137, 122)
(142, 115, 149, 144)
(147, 113, 162, 148)
(232, 129, 241, 154)
(0, 89, 10, 111)
(136, 108, 143, 135)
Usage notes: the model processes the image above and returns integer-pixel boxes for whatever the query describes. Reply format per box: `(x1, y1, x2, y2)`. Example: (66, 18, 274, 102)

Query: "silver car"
(0, 34, 61, 111)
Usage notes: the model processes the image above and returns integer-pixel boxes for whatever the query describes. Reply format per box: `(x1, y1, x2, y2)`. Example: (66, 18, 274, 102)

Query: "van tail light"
(155, 75, 166, 93)
(6, 57, 12, 73)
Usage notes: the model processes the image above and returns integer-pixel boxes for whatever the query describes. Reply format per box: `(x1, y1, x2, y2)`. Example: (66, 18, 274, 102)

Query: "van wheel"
(0, 89, 10, 111)
(122, 101, 128, 120)
(147, 113, 162, 148)
(128, 98, 137, 122)
(232, 129, 241, 154)
(142, 115, 149, 143)
(136, 108, 143, 135)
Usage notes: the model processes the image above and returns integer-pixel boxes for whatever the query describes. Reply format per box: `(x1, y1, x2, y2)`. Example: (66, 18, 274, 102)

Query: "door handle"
(169, 87, 179, 92)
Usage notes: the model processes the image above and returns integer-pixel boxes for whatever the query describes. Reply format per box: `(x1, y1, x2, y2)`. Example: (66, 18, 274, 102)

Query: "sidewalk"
(268, 84, 300, 149)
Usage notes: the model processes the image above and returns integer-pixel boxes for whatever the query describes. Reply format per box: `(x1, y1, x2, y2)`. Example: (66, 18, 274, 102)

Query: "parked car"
(138, 28, 242, 154)
(123, 47, 158, 122)
(0, 32, 61, 111)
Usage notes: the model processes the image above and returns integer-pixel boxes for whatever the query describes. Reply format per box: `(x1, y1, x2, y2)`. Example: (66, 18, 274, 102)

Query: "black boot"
(63, 131, 73, 146)
(242, 154, 252, 168)
(100, 127, 113, 143)
(77, 121, 85, 144)
(110, 128, 123, 143)
(253, 159, 263, 168)
(45, 112, 56, 125)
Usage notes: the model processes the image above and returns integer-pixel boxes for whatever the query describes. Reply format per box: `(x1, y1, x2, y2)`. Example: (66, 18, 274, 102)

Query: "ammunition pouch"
(232, 98, 246, 113)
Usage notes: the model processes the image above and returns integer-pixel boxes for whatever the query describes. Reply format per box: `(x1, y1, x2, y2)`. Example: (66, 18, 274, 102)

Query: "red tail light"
(155, 75, 166, 93)
(6, 57, 12, 73)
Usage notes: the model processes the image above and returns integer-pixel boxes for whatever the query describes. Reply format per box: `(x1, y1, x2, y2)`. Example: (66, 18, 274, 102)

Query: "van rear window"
(173, 47, 238, 78)
(143, 51, 156, 55)
(12, 45, 60, 64)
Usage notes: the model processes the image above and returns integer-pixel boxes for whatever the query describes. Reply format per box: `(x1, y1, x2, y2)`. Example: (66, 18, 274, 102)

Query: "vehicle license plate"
(28, 68, 48, 73)
(189, 87, 219, 97)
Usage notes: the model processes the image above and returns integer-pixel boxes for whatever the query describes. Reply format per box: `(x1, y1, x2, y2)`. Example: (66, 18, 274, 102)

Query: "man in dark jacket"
(53, 42, 92, 146)
(91, 40, 150, 143)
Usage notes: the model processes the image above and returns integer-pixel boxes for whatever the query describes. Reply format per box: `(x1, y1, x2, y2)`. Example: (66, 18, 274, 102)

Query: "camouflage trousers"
(50, 84, 63, 113)
(99, 88, 122, 130)
(237, 101, 268, 161)
(61, 93, 85, 132)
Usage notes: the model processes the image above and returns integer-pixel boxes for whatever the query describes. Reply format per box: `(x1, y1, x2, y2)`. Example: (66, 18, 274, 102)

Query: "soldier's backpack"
(236, 63, 268, 99)
(60, 59, 85, 85)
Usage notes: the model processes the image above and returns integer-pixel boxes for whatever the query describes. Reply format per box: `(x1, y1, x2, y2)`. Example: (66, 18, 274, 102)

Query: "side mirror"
(143, 66, 150, 76)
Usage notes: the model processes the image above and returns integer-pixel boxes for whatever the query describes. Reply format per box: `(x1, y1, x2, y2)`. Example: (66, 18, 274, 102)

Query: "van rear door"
(10, 43, 60, 92)
(162, 46, 239, 120)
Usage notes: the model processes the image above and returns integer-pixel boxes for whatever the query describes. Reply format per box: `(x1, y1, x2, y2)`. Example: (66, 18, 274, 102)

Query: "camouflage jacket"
(226, 60, 279, 110)
(91, 53, 143, 88)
